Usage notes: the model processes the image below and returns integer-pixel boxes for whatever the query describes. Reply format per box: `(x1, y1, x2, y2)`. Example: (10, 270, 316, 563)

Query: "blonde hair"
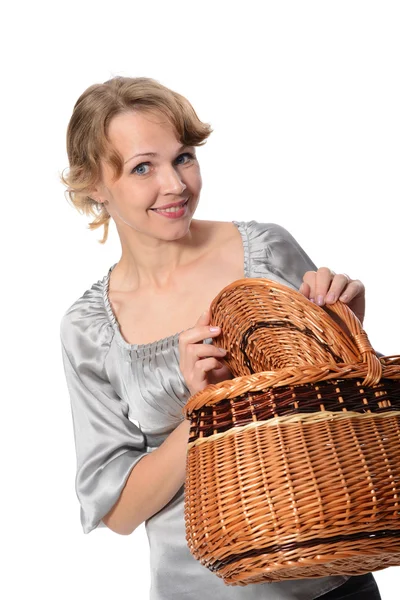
(62, 76, 212, 243)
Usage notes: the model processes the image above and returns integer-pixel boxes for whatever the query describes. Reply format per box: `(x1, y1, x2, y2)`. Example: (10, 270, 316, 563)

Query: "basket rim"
(184, 358, 400, 416)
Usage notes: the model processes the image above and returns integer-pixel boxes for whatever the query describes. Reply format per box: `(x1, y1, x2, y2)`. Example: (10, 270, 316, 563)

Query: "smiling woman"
(60, 76, 381, 600)
(90, 110, 200, 234)
(61, 76, 211, 243)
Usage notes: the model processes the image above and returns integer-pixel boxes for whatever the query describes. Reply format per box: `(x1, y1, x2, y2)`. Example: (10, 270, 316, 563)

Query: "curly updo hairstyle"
(62, 76, 212, 243)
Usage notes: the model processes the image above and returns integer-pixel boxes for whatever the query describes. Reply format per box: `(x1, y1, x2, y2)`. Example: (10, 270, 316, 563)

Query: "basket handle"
(323, 300, 382, 386)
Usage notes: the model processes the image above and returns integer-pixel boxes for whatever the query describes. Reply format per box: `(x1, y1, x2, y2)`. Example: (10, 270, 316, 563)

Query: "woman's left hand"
(299, 267, 366, 324)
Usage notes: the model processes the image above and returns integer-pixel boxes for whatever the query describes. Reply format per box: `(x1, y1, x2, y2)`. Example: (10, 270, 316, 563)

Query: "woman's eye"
(131, 162, 151, 175)
(175, 152, 194, 165)
(131, 153, 194, 175)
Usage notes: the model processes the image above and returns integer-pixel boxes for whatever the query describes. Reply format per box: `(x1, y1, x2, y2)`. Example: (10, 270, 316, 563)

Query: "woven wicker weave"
(183, 278, 400, 585)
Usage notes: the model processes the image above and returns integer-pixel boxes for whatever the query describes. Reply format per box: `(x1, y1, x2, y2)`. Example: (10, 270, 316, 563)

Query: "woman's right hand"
(179, 308, 233, 397)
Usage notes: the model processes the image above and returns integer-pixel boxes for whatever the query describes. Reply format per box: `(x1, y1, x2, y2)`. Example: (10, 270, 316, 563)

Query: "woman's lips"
(151, 198, 189, 211)
(151, 198, 189, 218)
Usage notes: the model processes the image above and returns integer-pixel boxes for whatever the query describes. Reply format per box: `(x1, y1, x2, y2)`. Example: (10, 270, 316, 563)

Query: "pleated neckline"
(102, 220, 249, 353)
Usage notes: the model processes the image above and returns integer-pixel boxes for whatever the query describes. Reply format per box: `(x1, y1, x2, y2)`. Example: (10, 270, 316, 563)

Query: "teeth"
(163, 206, 181, 213)
(155, 200, 187, 213)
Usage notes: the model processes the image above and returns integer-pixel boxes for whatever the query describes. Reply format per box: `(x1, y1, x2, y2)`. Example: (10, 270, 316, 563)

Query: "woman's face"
(95, 109, 202, 240)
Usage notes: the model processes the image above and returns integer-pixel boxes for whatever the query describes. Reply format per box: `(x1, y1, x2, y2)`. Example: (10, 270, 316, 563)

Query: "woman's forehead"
(108, 109, 177, 147)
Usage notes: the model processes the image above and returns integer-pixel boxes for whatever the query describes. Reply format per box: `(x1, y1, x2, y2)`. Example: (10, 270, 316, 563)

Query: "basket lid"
(208, 277, 382, 386)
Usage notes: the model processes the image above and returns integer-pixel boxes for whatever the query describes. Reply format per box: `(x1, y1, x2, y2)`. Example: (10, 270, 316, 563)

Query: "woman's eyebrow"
(124, 145, 191, 164)
(124, 152, 156, 164)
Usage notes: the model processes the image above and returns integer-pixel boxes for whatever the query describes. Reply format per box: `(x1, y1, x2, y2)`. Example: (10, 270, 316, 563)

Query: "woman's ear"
(89, 184, 108, 205)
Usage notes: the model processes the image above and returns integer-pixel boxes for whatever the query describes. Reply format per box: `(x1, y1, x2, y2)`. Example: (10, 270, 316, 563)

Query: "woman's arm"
(103, 419, 191, 535)
(103, 310, 228, 535)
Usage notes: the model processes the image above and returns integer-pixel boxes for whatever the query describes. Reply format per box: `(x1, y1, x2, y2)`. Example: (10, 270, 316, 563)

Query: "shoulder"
(238, 220, 295, 243)
(60, 271, 114, 360)
(235, 220, 303, 261)
(193, 219, 291, 251)
(236, 219, 317, 288)
(239, 220, 314, 255)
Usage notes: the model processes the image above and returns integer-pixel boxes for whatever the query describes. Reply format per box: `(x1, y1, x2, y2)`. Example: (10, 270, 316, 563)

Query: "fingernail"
(209, 326, 220, 332)
(317, 295, 324, 306)
(218, 347, 226, 353)
(326, 292, 336, 303)
(340, 294, 349, 302)
(310, 298, 315, 303)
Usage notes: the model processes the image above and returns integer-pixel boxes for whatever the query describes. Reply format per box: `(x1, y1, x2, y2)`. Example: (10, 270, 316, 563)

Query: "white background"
(2, 1, 399, 598)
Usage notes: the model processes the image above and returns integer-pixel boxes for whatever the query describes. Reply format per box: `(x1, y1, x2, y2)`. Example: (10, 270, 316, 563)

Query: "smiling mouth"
(151, 198, 189, 212)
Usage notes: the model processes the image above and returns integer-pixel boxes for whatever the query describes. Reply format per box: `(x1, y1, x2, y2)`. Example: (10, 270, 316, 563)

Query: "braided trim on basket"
(184, 362, 400, 415)
(186, 409, 400, 450)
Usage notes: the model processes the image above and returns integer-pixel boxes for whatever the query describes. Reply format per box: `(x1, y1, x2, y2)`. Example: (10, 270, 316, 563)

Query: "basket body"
(184, 278, 400, 585)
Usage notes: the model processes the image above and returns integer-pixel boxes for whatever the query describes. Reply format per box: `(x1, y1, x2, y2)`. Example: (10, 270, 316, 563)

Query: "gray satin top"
(60, 221, 348, 600)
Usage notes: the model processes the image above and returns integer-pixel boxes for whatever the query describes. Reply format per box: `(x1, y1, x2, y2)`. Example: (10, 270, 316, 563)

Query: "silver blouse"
(60, 220, 349, 599)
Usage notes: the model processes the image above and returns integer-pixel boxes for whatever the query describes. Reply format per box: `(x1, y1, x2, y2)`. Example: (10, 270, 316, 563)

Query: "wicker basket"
(183, 278, 400, 585)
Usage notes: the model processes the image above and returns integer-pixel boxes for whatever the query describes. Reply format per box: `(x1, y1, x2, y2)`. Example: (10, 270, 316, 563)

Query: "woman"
(60, 76, 381, 599)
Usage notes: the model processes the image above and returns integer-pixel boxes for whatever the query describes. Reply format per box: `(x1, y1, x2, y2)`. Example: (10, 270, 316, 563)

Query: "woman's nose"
(159, 166, 187, 195)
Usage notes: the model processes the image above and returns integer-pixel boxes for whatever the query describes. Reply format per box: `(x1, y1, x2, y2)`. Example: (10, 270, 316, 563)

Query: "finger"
(339, 279, 365, 303)
(196, 308, 211, 326)
(179, 324, 221, 348)
(299, 281, 311, 298)
(187, 343, 227, 360)
(324, 274, 351, 304)
(194, 357, 225, 376)
(187, 357, 227, 395)
(315, 267, 335, 306)
(302, 271, 317, 301)
(213, 362, 227, 371)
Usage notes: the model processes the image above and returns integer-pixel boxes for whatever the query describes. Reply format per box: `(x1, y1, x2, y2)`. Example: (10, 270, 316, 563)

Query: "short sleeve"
(245, 221, 318, 289)
(60, 297, 148, 534)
